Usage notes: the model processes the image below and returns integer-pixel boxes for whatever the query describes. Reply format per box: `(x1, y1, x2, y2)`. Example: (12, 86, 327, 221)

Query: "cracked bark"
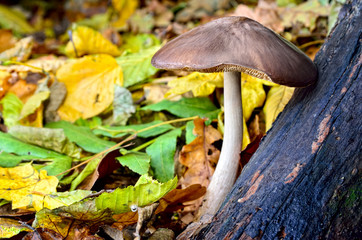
(190, 0, 362, 239)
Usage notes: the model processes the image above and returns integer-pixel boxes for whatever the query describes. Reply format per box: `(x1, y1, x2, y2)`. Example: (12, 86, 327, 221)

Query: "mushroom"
(151, 17, 318, 217)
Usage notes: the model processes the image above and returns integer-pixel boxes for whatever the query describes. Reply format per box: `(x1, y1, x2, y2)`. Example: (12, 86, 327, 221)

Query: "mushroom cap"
(152, 17, 318, 87)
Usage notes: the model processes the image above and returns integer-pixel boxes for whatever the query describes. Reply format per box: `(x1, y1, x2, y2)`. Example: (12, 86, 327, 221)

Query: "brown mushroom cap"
(152, 17, 318, 87)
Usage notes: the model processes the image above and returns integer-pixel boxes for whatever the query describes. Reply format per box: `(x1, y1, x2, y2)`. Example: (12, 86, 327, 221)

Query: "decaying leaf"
(0, 164, 58, 211)
(0, 36, 33, 62)
(8, 125, 82, 158)
(179, 118, 222, 189)
(65, 25, 121, 57)
(263, 85, 294, 131)
(0, 217, 31, 238)
(56, 54, 123, 121)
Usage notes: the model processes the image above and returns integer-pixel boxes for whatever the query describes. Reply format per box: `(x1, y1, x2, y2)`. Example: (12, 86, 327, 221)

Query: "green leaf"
(42, 190, 93, 210)
(0, 131, 70, 160)
(20, 91, 50, 119)
(185, 120, 196, 144)
(0, 4, 34, 34)
(142, 97, 218, 118)
(121, 33, 160, 53)
(117, 45, 160, 87)
(95, 175, 177, 214)
(0, 93, 23, 128)
(8, 125, 81, 158)
(41, 157, 73, 178)
(146, 129, 182, 182)
(70, 157, 101, 191)
(117, 150, 150, 175)
(46, 121, 115, 153)
(93, 120, 174, 138)
(0, 152, 32, 168)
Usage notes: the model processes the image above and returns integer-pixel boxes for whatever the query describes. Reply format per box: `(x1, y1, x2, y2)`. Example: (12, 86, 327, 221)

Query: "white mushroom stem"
(199, 71, 243, 217)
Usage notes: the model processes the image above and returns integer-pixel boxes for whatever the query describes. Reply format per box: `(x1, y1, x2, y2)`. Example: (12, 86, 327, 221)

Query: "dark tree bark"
(190, 0, 361, 239)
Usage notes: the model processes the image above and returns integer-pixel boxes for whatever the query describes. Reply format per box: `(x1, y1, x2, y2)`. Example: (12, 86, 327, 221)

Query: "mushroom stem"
(199, 71, 243, 217)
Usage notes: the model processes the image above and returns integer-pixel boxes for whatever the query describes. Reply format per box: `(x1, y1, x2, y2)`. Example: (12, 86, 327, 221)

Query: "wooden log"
(189, 0, 361, 239)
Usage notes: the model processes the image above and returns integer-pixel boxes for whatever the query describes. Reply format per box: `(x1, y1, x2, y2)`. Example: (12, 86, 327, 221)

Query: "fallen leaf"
(0, 29, 15, 53)
(156, 184, 206, 213)
(117, 150, 150, 176)
(0, 93, 22, 128)
(146, 129, 182, 182)
(56, 54, 123, 121)
(46, 120, 115, 153)
(0, 4, 34, 34)
(107, 85, 135, 125)
(242, 74, 267, 121)
(96, 175, 178, 214)
(0, 217, 31, 238)
(116, 45, 160, 87)
(263, 85, 294, 131)
(179, 118, 222, 190)
(65, 25, 121, 57)
(111, 0, 138, 28)
(20, 91, 49, 120)
(8, 125, 82, 158)
(0, 164, 58, 211)
(0, 36, 33, 61)
(165, 72, 223, 98)
(143, 97, 219, 119)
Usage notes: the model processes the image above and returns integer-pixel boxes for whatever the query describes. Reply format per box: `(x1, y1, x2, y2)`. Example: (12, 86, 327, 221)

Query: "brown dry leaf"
(178, 118, 222, 211)
(0, 29, 15, 53)
(112, 211, 138, 230)
(233, 0, 284, 33)
(8, 79, 37, 103)
(156, 184, 206, 213)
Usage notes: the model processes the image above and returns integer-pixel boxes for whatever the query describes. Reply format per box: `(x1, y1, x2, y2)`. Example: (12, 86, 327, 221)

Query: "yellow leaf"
(65, 25, 121, 57)
(242, 74, 266, 121)
(263, 85, 295, 131)
(56, 54, 123, 121)
(112, 0, 138, 28)
(165, 72, 223, 98)
(242, 117, 250, 150)
(20, 91, 49, 119)
(0, 164, 58, 211)
(0, 218, 31, 238)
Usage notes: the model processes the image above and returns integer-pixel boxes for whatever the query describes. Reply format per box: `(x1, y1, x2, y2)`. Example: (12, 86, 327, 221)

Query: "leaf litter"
(0, 0, 332, 238)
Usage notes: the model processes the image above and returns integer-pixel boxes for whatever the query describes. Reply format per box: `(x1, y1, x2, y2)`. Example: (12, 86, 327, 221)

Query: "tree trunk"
(190, 0, 361, 239)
